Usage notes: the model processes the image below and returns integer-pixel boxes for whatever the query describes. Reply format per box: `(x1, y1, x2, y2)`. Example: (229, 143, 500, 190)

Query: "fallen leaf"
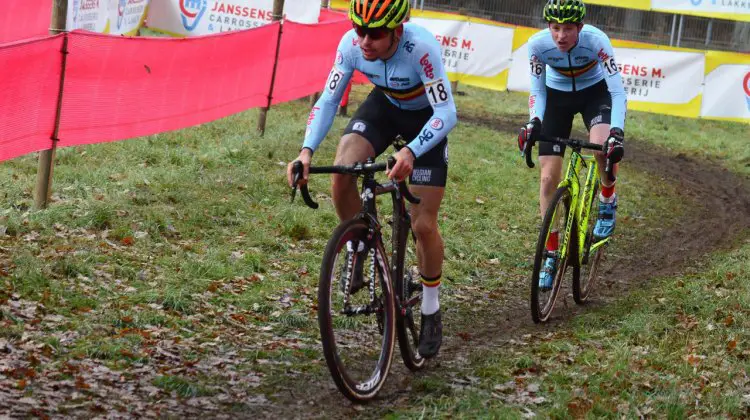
(121, 236, 134, 246)
(725, 314, 734, 327)
(728, 340, 737, 351)
(75, 376, 91, 390)
(456, 332, 472, 341)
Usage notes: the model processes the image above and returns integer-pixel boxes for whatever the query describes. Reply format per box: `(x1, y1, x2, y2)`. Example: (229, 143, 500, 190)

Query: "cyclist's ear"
(395, 25, 404, 37)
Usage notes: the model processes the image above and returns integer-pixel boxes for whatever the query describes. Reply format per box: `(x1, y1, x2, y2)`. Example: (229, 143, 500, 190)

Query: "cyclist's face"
(549, 23, 582, 52)
(354, 24, 396, 60)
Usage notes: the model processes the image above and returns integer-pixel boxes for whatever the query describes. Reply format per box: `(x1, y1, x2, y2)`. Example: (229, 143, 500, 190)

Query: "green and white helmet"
(543, 0, 586, 24)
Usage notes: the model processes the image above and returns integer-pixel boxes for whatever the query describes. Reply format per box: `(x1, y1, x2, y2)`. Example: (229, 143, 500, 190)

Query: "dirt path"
(252, 114, 750, 419)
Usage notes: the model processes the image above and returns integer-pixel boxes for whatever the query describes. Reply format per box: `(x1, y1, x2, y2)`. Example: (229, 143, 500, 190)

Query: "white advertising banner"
(67, 0, 150, 35)
(651, 0, 750, 20)
(146, 0, 320, 36)
(614, 48, 705, 104)
(507, 44, 705, 105)
(701, 65, 750, 119)
(507, 41, 531, 92)
(410, 17, 514, 79)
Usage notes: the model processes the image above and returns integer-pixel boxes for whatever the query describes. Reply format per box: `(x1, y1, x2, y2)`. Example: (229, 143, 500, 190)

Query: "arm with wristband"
(288, 33, 355, 187)
(404, 38, 457, 158)
(388, 33, 457, 181)
(302, 33, 356, 154)
(518, 39, 546, 155)
(595, 32, 626, 164)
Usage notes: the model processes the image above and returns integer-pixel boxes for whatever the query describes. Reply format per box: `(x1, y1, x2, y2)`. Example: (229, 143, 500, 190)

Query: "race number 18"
(326, 68, 345, 95)
(426, 79, 449, 106)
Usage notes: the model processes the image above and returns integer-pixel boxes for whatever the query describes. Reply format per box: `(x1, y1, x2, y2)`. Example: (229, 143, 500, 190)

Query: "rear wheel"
(530, 187, 572, 323)
(318, 218, 395, 402)
(392, 204, 425, 372)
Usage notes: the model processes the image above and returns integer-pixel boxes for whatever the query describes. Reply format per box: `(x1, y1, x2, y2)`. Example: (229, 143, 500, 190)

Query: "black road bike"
(291, 157, 425, 402)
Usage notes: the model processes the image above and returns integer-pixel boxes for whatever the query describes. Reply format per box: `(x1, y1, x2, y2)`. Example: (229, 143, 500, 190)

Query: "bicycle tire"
(318, 218, 396, 402)
(392, 203, 426, 372)
(530, 187, 572, 323)
(571, 182, 602, 304)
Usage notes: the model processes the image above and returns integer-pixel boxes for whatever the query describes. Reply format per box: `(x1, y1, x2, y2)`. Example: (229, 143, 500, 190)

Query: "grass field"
(0, 84, 748, 418)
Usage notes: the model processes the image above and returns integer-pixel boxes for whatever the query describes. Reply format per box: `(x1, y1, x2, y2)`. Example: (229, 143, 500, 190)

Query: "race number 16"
(530, 61, 544, 77)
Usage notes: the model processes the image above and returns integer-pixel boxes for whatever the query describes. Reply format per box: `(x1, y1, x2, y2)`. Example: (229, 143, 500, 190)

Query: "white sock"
(346, 240, 365, 253)
(599, 192, 616, 204)
(421, 284, 440, 315)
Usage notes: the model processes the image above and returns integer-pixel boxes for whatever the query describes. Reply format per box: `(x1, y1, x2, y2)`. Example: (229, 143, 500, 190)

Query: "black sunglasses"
(353, 24, 392, 40)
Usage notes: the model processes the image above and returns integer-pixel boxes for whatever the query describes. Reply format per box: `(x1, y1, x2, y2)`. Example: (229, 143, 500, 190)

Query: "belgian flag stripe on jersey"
(549, 60, 597, 78)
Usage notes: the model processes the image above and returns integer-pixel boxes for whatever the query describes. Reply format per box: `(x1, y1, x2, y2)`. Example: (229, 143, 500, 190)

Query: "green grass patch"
(0, 85, 747, 415)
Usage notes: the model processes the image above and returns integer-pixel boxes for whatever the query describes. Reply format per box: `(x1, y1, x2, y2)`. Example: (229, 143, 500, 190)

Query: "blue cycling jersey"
(303, 23, 458, 158)
(527, 25, 627, 130)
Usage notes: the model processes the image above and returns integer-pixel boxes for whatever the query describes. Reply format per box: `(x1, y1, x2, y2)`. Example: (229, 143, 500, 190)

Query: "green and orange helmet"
(543, 0, 586, 24)
(349, 0, 410, 29)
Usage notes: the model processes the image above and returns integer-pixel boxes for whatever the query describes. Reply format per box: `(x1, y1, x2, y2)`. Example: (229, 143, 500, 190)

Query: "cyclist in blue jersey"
(287, 0, 457, 359)
(517, 0, 626, 290)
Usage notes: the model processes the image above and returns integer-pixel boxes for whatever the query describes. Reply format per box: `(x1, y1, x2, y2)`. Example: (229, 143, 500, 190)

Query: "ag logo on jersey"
(418, 128, 434, 146)
(403, 41, 415, 53)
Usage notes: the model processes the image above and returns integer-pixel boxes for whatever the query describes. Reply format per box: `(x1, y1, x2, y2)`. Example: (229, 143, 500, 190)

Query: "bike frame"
(553, 150, 610, 267)
(340, 167, 417, 316)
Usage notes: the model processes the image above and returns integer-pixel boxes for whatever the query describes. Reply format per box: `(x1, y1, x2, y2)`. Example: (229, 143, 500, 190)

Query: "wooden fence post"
(34, 0, 67, 209)
(256, 0, 286, 136)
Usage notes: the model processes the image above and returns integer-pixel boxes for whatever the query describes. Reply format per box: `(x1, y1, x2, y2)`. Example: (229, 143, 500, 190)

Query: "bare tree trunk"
(35, 0, 68, 209)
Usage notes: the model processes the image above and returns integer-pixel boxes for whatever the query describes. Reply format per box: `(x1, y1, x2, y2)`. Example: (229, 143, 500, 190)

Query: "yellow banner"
(586, 0, 651, 10)
(328, 1, 748, 123)
(587, 0, 749, 22)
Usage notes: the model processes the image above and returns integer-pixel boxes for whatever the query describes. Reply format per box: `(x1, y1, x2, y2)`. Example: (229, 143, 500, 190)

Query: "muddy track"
(256, 113, 750, 419)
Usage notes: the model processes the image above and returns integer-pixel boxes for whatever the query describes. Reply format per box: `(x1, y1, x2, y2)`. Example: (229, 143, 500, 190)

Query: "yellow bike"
(523, 133, 613, 323)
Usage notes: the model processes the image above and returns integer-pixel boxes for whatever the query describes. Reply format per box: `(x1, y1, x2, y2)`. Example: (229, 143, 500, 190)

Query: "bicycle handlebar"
(523, 133, 616, 183)
(291, 157, 421, 210)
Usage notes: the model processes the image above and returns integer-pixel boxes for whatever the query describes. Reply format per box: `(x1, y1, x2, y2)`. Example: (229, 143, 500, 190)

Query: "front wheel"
(318, 218, 396, 402)
(530, 187, 572, 323)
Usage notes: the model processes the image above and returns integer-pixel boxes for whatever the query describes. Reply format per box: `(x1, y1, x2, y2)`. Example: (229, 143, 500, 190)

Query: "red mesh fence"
(318, 8, 348, 23)
(0, 0, 53, 44)
(0, 35, 63, 162)
(1, 14, 365, 161)
(57, 25, 279, 147)
(271, 20, 352, 105)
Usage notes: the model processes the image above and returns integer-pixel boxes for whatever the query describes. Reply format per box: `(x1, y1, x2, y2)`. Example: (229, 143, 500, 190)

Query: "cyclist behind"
(517, 0, 626, 290)
(286, 0, 457, 359)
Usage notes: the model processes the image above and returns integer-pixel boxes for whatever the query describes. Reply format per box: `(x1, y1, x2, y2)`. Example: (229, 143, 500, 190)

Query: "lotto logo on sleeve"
(430, 118, 444, 130)
(420, 54, 435, 79)
(744, 71, 750, 111)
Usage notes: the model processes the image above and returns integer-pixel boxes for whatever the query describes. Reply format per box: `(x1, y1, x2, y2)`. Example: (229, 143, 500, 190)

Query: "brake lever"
(603, 145, 616, 183)
(290, 161, 302, 203)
